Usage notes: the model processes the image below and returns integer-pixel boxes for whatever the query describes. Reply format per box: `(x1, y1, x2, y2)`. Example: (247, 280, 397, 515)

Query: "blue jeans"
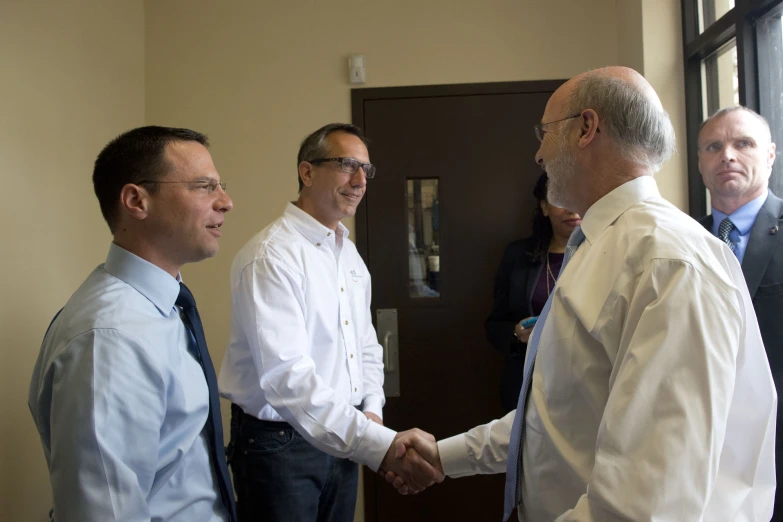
(228, 405, 359, 522)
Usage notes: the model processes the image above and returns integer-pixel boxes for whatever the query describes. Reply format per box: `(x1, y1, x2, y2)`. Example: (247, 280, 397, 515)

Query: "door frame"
(350, 79, 565, 522)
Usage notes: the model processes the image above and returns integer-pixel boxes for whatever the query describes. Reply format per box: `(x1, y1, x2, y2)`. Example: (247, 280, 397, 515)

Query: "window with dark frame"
(682, 0, 783, 217)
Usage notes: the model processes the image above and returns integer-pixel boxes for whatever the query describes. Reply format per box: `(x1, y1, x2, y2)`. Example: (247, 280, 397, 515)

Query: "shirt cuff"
(437, 433, 474, 478)
(355, 420, 397, 472)
(362, 396, 385, 419)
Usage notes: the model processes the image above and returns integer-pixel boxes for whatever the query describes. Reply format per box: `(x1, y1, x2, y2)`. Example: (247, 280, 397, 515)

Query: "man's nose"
(216, 186, 233, 212)
(351, 168, 367, 187)
(721, 146, 737, 163)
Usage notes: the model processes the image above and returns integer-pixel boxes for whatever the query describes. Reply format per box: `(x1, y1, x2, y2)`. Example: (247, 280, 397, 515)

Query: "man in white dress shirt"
(389, 67, 777, 521)
(218, 123, 442, 521)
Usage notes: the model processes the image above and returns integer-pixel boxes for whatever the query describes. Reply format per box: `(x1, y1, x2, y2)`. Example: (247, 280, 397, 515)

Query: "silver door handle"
(382, 331, 395, 373)
(377, 308, 400, 397)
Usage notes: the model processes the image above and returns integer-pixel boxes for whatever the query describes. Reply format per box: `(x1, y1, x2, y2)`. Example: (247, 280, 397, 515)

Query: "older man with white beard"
(386, 67, 777, 522)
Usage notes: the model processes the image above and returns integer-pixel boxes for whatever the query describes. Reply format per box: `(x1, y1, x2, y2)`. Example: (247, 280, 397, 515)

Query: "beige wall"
(0, 1, 145, 520)
(614, 0, 688, 210)
(641, 0, 689, 210)
(617, 0, 646, 74)
(1, 0, 688, 520)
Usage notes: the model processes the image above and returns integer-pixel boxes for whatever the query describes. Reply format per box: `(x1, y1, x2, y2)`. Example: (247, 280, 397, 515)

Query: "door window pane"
(698, 0, 735, 33)
(757, 6, 783, 196)
(407, 179, 439, 298)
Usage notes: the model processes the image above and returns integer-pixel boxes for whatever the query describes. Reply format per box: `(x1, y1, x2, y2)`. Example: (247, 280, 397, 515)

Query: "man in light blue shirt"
(697, 105, 782, 519)
(28, 126, 236, 521)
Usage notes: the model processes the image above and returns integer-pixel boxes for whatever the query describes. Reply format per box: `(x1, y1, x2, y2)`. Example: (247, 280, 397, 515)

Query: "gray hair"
(699, 105, 772, 142)
(564, 74, 676, 173)
(296, 123, 369, 192)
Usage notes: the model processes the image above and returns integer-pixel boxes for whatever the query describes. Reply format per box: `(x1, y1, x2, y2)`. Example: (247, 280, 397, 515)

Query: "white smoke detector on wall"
(349, 55, 366, 84)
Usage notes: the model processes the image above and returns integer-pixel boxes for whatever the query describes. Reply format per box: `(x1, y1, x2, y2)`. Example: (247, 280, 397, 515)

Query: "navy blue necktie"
(177, 283, 237, 522)
(502, 226, 585, 521)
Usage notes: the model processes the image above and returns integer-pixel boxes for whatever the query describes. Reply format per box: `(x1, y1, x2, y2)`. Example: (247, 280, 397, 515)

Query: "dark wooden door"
(353, 81, 563, 522)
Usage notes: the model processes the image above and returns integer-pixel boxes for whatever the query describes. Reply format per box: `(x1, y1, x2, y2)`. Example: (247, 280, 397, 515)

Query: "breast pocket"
(756, 281, 783, 298)
(533, 312, 577, 400)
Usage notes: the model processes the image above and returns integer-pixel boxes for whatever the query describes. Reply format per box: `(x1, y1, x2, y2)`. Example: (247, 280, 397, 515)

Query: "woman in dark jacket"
(485, 172, 582, 412)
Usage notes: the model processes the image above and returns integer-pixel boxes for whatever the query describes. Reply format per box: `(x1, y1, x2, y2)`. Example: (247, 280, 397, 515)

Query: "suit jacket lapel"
(743, 193, 783, 296)
(698, 214, 713, 232)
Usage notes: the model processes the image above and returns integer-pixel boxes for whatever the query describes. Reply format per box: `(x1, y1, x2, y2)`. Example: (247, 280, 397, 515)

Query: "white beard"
(545, 134, 578, 209)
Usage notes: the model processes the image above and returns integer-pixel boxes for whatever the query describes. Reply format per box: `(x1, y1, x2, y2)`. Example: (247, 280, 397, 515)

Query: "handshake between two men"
(379, 428, 444, 495)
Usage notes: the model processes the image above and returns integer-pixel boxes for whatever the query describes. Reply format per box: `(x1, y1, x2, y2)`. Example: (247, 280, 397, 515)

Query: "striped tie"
(718, 217, 736, 252)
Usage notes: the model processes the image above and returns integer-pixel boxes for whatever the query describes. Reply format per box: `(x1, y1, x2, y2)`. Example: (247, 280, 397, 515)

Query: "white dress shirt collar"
(285, 202, 350, 253)
(580, 175, 661, 245)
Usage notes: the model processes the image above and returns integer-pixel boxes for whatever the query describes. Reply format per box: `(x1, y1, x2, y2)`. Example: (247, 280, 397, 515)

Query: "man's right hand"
(379, 429, 445, 494)
(380, 429, 444, 495)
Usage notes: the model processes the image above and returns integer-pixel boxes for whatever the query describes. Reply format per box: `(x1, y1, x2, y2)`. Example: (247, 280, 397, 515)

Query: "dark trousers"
(228, 404, 359, 522)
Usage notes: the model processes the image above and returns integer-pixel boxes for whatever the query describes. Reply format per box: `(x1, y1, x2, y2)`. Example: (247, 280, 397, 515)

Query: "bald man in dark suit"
(698, 105, 782, 520)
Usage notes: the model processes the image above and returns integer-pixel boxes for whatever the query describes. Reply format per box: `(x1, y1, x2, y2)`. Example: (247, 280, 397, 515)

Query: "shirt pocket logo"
(350, 269, 362, 283)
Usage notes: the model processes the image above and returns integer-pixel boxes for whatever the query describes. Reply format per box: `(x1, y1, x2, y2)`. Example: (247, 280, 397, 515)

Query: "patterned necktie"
(718, 217, 736, 253)
(176, 283, 237, 522)
(502, 226, 586, 521)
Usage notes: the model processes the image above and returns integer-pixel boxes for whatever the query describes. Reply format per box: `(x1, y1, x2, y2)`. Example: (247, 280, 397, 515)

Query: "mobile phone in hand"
(520, 316, 539, 329)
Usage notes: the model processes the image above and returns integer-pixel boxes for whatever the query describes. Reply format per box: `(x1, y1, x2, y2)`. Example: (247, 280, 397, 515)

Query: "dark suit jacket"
(701, 191, 783, 517)
(485, 237, 544, 413)
(699, 192, 783, 387)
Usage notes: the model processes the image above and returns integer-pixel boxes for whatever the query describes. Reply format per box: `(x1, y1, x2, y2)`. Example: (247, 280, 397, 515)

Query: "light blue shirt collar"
(104, 243, 181, 316)
(710, 191, 768, 236)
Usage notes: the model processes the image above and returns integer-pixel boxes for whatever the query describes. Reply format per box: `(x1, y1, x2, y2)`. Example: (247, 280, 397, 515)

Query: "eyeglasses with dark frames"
(308, 157, 376, 179)
(138, 179, 227, 194)
(534, 113, 582, 142)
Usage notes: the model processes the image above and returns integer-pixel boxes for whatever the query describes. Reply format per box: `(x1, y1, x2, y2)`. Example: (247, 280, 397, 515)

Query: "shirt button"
(316, 243, 321, 247)
(327, 232, 331, 236)
(354, 387, 358, 392)
(279, 431, 285, 436)
(350, 354, 354, 358)
(345, 320, 349, 325)
(341, 287, 344, 292)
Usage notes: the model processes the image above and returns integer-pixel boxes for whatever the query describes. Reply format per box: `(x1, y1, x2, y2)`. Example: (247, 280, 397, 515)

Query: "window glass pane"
(701, 39, 738, 118)
(698, 0, 735, 33)
(407, 179, 439, 298)
(757, 7, 783, 197)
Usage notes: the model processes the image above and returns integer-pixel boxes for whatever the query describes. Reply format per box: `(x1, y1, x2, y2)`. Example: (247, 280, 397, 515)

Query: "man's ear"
(768, 142, 777, 170)
(119, 183, 151, 221)
(299, 161, 315, 189)
(577, 109, 600, 149)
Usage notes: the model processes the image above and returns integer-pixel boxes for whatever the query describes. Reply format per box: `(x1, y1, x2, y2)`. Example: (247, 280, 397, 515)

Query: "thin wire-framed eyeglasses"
(534, 113, 582, 142)
(138, 179, 227, 194)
